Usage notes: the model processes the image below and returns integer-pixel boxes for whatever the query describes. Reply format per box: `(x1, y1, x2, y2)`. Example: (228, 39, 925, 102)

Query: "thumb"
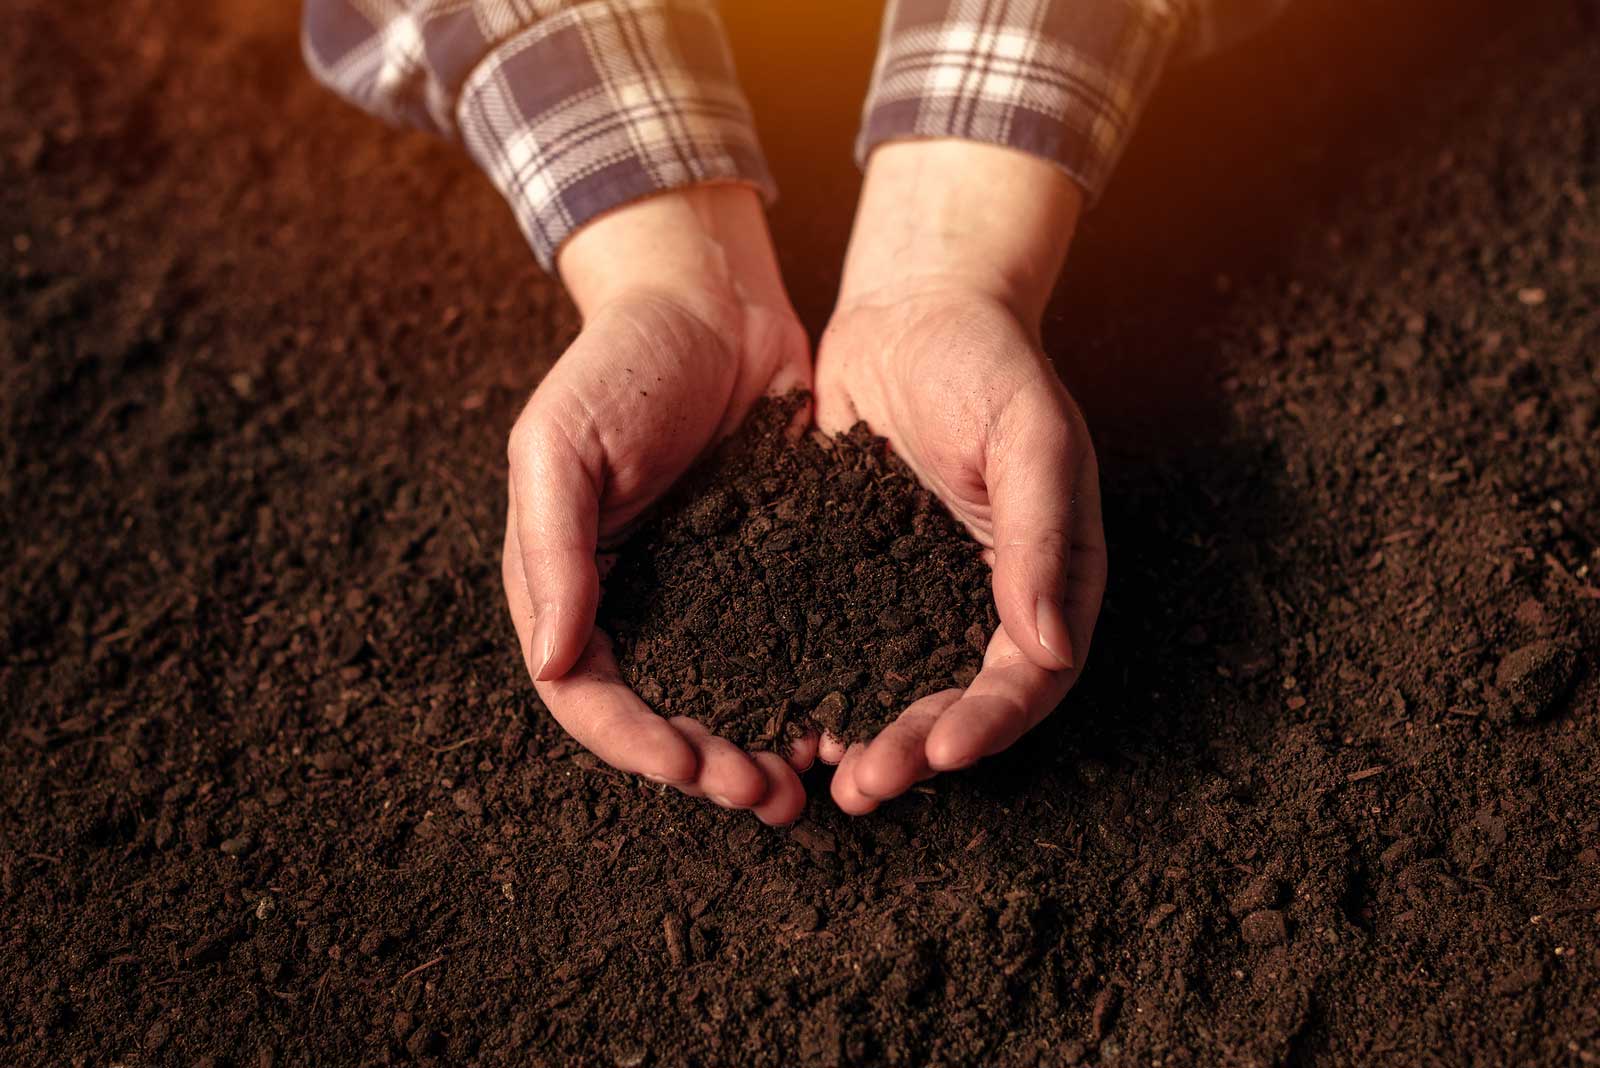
(986, 399, 1087, 673)
(507, 419, 601, 682)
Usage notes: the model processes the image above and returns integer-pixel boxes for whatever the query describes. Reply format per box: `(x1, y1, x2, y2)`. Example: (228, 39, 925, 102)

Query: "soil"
(602, 393, 994, 747)
(3, 1, 1599, 1067)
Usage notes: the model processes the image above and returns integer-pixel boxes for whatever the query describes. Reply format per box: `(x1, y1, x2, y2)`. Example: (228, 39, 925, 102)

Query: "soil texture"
(3, 1, 1599, 1067)
(603, 393, 994, 747)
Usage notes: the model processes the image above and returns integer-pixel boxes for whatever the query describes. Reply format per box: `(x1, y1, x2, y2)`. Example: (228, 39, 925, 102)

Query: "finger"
(810, 330, 862, 437)
(507, 423, 602, 682)
(764, 330, 812, 397)
(811, 378, 859, 437)
(852, 689, 961, 801)
(924, 627, 1075, 772)
(986, 398, 1101, 673)
(817, 732, 847, 765)
(1062, 468, 1109, 659)
(830, 743, 880, 816)
(750, 752, 807, 826)
(715, 315, 813, 439)
(526, 624, 700, 786)
(669, 717, 769, 809)
(786, 732, 819, 773)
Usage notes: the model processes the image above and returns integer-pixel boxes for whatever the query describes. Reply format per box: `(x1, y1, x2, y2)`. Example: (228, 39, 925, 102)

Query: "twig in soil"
(1090, 983, 1122, 1043)
(1545, 901, 1600, 915)
(1346, 765, 1387, 783)
(311, 968, 331, 1015)
(418, 734, 480, 755)
(394, 955, 445, 988)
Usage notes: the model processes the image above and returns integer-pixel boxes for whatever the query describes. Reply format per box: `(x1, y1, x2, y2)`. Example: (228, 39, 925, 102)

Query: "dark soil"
(4, 2, 1599, 1067)
(602, 393, 994, 747)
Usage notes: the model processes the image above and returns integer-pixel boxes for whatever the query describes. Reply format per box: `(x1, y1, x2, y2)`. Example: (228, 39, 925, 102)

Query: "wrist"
(557, 183, 792, 334)
(837, 140, 1084, 327)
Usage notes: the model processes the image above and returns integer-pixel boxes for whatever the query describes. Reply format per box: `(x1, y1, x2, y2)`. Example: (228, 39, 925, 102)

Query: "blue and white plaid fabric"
(303, 0, 1284, 269)
(303, 0, 773, 268)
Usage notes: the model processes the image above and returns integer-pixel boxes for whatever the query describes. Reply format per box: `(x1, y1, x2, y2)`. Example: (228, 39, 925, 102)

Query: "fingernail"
(708, 794, 735, 808)
(1034, 596, 1075, 670)
(532, 605, 560, 680)
(645, 771, 696, 788)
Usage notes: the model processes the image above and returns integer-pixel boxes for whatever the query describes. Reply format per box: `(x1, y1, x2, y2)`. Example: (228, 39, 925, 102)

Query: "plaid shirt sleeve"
(301, 0, 775, 270)
(859, 0, 1289, 200)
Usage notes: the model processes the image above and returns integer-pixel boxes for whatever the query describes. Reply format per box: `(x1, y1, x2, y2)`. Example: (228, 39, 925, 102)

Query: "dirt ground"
(3, 1, 1598, 1066)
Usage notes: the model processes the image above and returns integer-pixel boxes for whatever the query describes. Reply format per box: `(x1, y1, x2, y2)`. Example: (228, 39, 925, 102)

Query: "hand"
(813, 141, 1108, 814)
(502, 185, 814, 824)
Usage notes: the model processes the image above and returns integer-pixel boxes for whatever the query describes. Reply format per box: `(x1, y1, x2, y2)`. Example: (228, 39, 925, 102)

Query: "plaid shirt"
(303, 0, 1285, 270)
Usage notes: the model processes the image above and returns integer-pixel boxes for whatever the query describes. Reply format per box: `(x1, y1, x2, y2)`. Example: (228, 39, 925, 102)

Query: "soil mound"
(602, 394, 994, 747)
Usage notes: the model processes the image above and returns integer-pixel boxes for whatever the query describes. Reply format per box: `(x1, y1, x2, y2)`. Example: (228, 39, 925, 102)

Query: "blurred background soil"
(2, 1, 1598, 1065)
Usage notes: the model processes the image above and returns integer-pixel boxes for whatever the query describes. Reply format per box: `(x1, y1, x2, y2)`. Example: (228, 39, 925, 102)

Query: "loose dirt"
(2, 1, 1597, 1066)
(603, 393, 993, 747)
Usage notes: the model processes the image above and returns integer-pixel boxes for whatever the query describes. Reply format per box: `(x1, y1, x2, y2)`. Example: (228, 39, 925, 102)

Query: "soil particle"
(1494, 639, 1579, 720)
(218, 833, 254, 856)
(611, 1039, 648, 1068)
(1241, 909, 1290, 946)
(789, 822, 838, 856)
(662, 912, 687, 966)
(1229, 874, 1284, 916)
(1090, 983, 1123, 1042)
(601, 394, 994, 746)
(452, 786, 483, 816)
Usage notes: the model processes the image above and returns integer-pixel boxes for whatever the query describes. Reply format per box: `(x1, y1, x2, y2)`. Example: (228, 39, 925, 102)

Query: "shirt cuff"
(856, 0, 1184, 202)
(457, 0, 776, 271)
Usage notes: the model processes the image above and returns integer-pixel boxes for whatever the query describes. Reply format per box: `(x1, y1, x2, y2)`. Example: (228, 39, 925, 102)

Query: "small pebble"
(1230, 876, 1282, 916)
(1241, 909, 1288, 945)
(611, 1038, 648, 1067)
(219, 834, 254, 856)
(813, 691, 847, 722)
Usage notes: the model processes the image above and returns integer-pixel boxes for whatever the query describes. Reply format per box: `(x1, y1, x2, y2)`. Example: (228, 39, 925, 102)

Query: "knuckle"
(1029, 527, 1072, 567)
(1002, 527, 1070, 573)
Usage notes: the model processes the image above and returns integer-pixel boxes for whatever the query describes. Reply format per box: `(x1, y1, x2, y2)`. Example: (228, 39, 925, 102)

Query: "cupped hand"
(810, 141, 1108, 813)
(814, 290, 1106, 812)
(501, 186, 813, 824)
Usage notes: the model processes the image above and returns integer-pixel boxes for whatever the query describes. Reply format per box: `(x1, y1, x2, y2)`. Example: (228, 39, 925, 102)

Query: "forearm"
(559, 185, 789, 327)
(855, 0, 1289, 224)
(302, 0, 774, 272)
(838, 140, 1084, 328)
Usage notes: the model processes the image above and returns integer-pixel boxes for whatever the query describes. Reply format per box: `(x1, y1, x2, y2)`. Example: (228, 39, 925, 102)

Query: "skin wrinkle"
(581, 306, 712, 514)
(831, 296, 1024, 538)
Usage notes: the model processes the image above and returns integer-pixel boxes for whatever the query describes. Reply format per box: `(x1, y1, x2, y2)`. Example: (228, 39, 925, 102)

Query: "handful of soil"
(600, 393, 997, 749)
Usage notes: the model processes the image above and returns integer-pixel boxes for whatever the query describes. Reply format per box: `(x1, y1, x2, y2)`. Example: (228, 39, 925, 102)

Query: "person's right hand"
(502, 185, 813, 824)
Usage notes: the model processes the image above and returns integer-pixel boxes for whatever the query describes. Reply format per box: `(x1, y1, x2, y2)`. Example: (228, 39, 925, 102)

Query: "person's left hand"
(808, 140, 1108, 814)
(812, 289, 1106, 813)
